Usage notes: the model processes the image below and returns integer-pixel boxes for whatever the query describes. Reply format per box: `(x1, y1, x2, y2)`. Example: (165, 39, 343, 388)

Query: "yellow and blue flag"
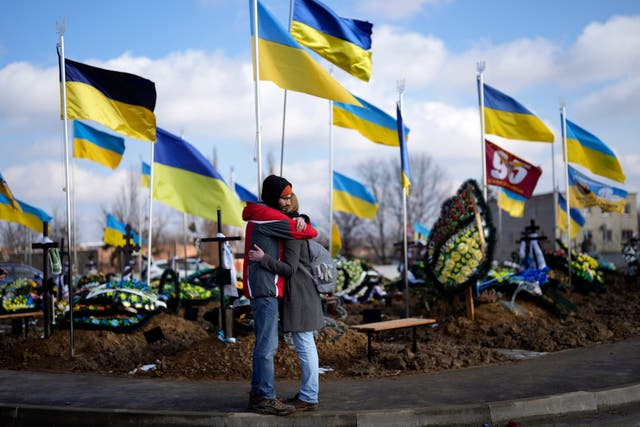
(414, 222, 430, 240)
(235, 183, 259, 204)
(73, 121, 125, 169)
(63, 57, 156, 142)
(333, 94, 409, 146)
(482, 83, 554, 143)
(557, 193, 585, 240)
(331, 221, 342, 258)
(397, 102, 411, 195)
(141, 162, 151, 188)
(497, 188, 526, 218)
(103, 213, 140, 247)
(0, 193, 51, 233)
(0, 171, 21, 211)
(153, 128, 243, 227)
(565, 119, 625, 183)
(333, 171, 377, 219)
(250, 0, 360, 106)
(291, 0, 373, 82)
(568, 165, 627, 214)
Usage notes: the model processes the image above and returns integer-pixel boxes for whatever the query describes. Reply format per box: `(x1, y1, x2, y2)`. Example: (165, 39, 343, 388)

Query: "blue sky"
(1, 0, 639, 242)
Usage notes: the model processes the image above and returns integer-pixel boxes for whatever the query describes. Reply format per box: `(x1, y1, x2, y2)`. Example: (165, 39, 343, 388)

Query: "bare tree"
(358, 158, 396, 263)
(333, 211, 367, 259)
(354, 153, 448, 263)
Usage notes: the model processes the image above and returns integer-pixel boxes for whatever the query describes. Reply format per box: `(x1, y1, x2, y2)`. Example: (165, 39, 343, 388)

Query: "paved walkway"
(1, 336, 640, 426)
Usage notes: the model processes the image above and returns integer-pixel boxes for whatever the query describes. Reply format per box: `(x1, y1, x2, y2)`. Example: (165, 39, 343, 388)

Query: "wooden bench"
(0, 311, 44, 337)
(351, 317, 437, 361)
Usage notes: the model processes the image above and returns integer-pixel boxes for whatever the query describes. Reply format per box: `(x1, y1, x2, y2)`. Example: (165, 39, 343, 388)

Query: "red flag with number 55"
(485, 139, 542, 199)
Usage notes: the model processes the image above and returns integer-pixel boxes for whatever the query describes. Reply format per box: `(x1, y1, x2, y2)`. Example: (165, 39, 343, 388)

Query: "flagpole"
(476, 61, 488, 201)
(560, 104, 572, 288)
(329, 99, 335, 252)
(71, 153, 78, 278)
(279, 0, 295, 176)
(56, 21, 74, 358)
(551, 119, 558, 250)
(398, 79, 410, 318)
(251, 0, 264, 194)
(147, 142, 154, 284)
(138, 157, 143, 277)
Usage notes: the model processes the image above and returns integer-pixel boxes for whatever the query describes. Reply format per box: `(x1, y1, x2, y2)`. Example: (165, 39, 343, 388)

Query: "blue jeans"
(250, 297, 279, 399)
(292, 331, 319, 403)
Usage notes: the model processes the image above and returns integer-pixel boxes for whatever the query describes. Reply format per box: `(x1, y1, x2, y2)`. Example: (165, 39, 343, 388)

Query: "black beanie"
(261, 175, 292, 209)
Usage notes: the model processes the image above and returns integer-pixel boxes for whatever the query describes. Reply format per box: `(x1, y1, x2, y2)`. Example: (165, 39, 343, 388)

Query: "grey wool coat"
(258, 239, 324, 332)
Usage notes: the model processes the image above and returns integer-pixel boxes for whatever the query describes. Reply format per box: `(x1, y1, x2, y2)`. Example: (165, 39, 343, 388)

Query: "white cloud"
(370, 25, 447, 91)
(559, 15, 640, 86)
(0, 62, 58, 128)
(575, 75, 640, 122)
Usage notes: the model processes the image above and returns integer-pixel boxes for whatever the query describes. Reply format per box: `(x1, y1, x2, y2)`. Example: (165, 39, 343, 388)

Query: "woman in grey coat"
(248, 194, 324, 411)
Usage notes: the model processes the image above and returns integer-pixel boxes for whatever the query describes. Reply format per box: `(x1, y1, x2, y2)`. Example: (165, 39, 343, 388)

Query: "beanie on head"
(261, 175, 292, 209)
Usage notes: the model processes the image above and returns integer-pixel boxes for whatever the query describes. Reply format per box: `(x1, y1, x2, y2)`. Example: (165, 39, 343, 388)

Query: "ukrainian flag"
(0, 193, 51, 233)
(565, 119, 625, 183)
(482, 83, 554, 143)
(397, 102, 411, 195)
(333, 95, 409, 147)
(568, 165, 627, 214)
(557, 193, 585, 240)
(153, 128, 243, 227)
(250, 0, 360, 106)
(235, 183, 259, 204)
(73, 121, 125, 169)
(291, 0, 373, 81)
(331, 221, 342, 257)
(0, 171, 21, 211)
(333, 171, 377, 220)
(63, 58, 156, 142)
(497, 188, 526, 218)
(103, 213, 140, 247)
(141, 162, 151, 188)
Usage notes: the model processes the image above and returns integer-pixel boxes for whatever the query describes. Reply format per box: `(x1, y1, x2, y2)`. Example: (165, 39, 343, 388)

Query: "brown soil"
(1, 271, 639, 382)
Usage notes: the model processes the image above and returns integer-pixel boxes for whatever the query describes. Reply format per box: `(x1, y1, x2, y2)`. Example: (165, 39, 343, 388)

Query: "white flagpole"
(551, 114, 559, 250)
(560, 104, 572, 288)
(57, 21, 74, 358)
(329, 99, 334, 252)
(476, 61, 488, 201)
(146, 142, 154, 283)
(279, 0, 294, 177)
(252, 0, 264, 195)
(138, 156, 144, 277)
(398, 79, 409, 318)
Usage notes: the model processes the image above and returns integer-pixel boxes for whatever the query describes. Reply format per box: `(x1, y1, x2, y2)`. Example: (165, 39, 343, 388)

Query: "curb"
(2, 383, 639, 426)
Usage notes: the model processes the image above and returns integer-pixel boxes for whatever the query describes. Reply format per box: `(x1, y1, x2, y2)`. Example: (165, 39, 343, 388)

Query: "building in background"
(489, 192, 638, 265)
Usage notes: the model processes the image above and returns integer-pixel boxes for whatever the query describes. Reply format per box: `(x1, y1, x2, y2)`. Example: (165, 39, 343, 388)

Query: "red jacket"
(242, 202, 317, 298)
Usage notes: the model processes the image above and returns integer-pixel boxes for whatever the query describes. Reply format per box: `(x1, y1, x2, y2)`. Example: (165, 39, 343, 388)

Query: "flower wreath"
(425, 179, 496, 294)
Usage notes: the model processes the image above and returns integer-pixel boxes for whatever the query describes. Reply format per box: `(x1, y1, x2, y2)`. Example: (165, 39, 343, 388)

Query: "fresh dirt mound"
(1, 271, 639, 381)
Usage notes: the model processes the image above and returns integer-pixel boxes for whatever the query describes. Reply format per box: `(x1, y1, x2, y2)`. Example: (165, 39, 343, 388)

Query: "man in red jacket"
(242, 175, 317, 416)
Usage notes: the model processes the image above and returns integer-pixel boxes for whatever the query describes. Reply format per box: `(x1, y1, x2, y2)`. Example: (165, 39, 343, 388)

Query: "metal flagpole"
(398, 79, 410, 318)
(146, 141, 155, 284)
(476, 61, 488, 201)
(252, 0, 264, 195)
(279, 0, 294, 177)
(551, 115, 559, 250)
(57, 21, 74, 357)
(138, 157, 144, 278)
(560, 104, 572, 288)
(329, 99, 334, 252)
